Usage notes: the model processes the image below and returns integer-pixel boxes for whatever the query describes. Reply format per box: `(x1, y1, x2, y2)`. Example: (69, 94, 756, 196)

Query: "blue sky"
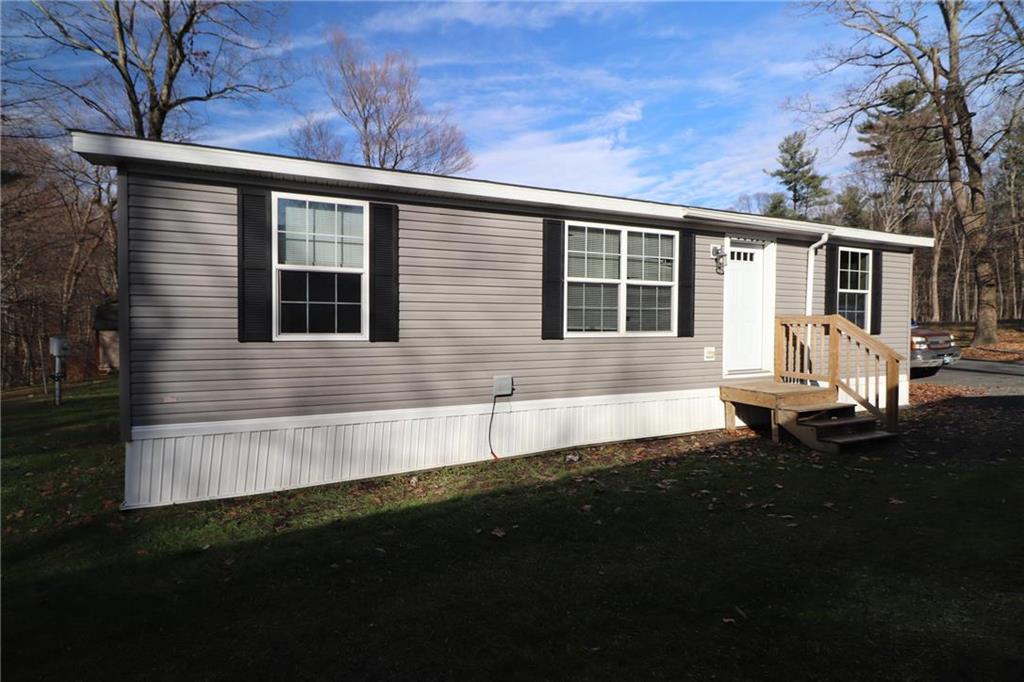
(95, 2, 867, 209)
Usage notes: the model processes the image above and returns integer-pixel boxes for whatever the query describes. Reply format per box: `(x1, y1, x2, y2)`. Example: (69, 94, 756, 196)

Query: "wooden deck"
(719, 380, 838, 444)
(719, 380, 835, 410)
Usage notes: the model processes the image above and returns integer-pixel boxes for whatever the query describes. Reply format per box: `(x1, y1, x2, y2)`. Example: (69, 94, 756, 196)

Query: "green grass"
(3, 379, 1023, 680)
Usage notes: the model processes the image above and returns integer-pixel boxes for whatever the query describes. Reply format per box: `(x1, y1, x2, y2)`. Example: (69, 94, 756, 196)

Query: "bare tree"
(1, 1, 290, 387)
(806, 1, 1024, 345)
(315, 30, 473, 175)
(1, 136, 114, 386)
(7, 0, 290, 140)
(288, 114, 345, 162)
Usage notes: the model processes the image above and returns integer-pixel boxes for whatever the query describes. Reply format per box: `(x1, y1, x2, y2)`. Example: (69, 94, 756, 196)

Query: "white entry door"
(723, 241, 768, 374)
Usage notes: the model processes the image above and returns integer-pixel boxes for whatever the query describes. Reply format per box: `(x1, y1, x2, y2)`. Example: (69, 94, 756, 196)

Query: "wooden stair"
(719, 314, 905, 454)
(720, 383, 897, 454)
(776, 403, 896, 454)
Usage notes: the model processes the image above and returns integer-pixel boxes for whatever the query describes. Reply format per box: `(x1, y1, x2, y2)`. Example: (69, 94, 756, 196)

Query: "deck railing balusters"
(774, 314, 903, 428)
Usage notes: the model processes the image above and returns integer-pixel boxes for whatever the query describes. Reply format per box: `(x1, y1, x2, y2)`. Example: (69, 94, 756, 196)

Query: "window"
(565, 223, 677, 335)
(837, 247, 871, 330)
(272, 192, 369, 339)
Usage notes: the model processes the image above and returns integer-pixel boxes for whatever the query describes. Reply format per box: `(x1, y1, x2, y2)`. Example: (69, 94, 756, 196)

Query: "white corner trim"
(72, 131, 934, 249)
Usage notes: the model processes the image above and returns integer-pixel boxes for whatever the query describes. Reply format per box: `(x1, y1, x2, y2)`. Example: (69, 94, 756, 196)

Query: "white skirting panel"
(123, 387, 728, 509)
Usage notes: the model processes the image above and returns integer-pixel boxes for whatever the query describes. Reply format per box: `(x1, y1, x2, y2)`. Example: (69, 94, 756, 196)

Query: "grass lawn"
(3, 379, 1023, 681)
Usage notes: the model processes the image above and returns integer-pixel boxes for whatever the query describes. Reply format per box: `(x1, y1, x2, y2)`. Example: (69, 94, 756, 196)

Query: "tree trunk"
(931, 233, 944, 321)
(952, 236, 965, 320)
(938, 1, 999, 345)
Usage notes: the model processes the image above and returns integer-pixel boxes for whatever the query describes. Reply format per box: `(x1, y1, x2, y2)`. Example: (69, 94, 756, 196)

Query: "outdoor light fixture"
(711, 245, 728, 274)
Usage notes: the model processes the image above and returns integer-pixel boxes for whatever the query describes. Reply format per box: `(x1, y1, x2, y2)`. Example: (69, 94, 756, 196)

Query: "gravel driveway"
(914, 359, 1024, 395)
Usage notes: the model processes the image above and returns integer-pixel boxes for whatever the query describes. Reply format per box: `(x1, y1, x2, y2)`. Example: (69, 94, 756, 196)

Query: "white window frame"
(563, 220, 678, 338)
(836, 245, 872, 332)
(271, 191, 370, 341)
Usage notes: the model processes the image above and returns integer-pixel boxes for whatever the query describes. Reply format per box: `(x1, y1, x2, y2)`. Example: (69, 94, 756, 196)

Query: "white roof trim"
(71, 131, 934, 249)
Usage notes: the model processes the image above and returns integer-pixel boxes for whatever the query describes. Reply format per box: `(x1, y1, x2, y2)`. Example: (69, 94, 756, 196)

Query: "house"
(71, 130, 933, 509)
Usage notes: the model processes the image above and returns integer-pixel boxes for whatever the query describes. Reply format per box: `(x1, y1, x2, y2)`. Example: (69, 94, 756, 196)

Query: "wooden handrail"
(774, 314, 902, 431)
(830, 316, 905, 362)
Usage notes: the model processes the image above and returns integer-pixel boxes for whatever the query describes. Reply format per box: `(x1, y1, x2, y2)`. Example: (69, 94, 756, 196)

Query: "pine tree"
(834, 185, 870, 229)
(766, 131, 830, 218)
(763, 193, 797, 219)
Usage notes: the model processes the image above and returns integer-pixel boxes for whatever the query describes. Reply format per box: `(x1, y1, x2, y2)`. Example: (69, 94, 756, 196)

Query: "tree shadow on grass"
(4, 408, 1023, 681)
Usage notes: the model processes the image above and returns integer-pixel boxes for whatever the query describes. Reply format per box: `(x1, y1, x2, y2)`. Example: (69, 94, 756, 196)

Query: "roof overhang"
(71, 130, 934, 249)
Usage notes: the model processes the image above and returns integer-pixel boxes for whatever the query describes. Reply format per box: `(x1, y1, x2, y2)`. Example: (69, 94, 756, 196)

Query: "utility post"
(49, 336, 70, 406)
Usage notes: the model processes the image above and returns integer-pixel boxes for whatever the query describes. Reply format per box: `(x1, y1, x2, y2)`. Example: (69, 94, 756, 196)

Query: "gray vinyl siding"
(776, 241, 808, 316)
(126, 173, 912, 427)
(879, 251, 912, 359)
(128, 174, 719, 426)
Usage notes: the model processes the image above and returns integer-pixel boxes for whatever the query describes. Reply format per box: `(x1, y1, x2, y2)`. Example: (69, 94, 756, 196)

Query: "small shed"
(93, 300, 119, 374)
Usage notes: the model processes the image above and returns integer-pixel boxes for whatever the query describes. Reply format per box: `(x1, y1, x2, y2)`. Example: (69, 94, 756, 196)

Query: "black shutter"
(238, 187, 272, 342)
(369, 203, 399, 342)
(541, 219, 565, 340)
(677, 230, 695, 337)
(823, 243, 838, 315)
(870, 249, 883, 335)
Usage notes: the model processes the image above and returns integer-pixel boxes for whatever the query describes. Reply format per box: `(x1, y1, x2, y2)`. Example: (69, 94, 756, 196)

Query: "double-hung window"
(565, 222, 677, 335)
(837, 246, 871, 330)
(272, 192, 369, 340)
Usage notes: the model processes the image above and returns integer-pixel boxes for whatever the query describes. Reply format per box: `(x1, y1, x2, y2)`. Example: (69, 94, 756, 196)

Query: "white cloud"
(640, 109, 853, 208)
(569, 100, 643, 135)
(468, 130, 655, 196)
(763, 60, 817, 79)
(200, 108, 334, 148)
(363, 2, 630, 34)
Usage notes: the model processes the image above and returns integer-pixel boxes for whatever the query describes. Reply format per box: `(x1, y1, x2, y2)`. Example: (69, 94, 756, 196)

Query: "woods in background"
(748, 1, 1023, 341)
(1, 0, 291, 388)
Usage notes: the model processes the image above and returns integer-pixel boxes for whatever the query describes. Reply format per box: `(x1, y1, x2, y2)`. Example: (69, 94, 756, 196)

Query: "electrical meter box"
(493, 375, 515, 398)
(49, 335, 70, 357)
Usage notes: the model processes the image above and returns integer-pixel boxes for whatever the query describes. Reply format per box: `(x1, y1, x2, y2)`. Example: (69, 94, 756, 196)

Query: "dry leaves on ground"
(956, 327, 1024, 362)
(909, 382, 986, 406)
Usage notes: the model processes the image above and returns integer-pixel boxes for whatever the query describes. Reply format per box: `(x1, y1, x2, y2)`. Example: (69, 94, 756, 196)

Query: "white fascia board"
(71, 131, 934, 249)
(683, 208, 934, 248)
(831, 226, 933, 248)
(72, 131, 684, 220)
